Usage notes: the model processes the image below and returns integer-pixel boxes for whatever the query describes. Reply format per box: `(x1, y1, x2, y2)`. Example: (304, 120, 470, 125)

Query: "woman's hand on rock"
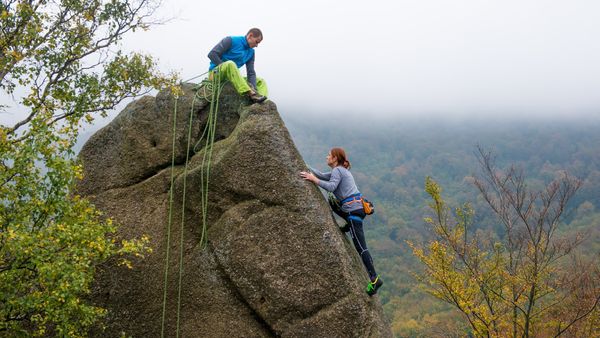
(300, 171, 318, 184)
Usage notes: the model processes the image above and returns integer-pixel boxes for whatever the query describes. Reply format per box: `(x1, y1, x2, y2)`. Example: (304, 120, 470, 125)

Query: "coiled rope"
(160, 69, 225, 337)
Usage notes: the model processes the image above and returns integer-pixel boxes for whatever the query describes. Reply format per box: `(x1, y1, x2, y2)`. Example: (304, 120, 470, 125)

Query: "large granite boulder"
(78, 83, 392, 337)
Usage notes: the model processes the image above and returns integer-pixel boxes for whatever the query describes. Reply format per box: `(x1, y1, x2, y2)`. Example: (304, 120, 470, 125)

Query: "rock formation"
(78, 83, 392, 337)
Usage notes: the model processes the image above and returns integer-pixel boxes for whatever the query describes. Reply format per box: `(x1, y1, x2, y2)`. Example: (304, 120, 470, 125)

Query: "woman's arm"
(316, 167, 342, 192)
(310, 167, 331, 180)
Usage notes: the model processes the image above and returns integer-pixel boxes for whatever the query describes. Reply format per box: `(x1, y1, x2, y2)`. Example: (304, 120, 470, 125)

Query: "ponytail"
(330, 147, 351, 170)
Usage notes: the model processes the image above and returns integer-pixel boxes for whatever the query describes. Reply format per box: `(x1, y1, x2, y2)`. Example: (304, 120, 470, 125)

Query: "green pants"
(210, 61, 268, 96)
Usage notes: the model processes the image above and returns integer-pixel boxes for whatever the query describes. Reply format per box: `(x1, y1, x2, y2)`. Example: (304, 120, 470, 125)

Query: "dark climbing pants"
(331, 203, 378, 280)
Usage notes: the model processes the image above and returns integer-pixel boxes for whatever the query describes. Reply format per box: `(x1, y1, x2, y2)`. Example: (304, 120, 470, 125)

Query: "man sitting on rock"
(207, 28, 268, 103)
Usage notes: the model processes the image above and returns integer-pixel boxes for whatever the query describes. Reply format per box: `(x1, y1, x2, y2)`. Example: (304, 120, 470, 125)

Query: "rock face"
(79, 83, 392, 337)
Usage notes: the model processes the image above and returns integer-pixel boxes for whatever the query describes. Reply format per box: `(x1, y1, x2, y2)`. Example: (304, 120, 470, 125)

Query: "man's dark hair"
(247, 28, 263, 39)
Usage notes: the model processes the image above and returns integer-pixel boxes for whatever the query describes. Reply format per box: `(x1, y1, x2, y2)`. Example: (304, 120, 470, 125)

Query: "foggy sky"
(117, 0, 599, 119)
(2, 0, 600, 126)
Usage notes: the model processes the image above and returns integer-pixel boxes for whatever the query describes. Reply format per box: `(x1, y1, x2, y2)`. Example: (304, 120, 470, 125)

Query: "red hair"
(331, 147, 351, 169)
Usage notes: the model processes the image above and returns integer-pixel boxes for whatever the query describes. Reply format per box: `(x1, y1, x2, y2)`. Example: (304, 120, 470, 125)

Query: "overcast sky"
(115, 0, 599, 119)
(2, 0, 600, 126)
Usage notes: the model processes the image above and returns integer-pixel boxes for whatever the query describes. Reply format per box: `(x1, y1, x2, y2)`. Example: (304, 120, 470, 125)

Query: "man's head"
(246, 28, 263, 48)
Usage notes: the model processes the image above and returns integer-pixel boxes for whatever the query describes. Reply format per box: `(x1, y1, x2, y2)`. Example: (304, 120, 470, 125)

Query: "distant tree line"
(286, 116, 600, 337)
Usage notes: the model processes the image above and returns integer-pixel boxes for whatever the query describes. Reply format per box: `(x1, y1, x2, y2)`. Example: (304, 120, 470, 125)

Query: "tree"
(1, 0, 174, 335)
(409, 148, 600, 337)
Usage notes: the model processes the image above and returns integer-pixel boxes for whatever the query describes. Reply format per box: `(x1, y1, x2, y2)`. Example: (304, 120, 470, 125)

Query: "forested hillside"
(284, 115, 600, 336)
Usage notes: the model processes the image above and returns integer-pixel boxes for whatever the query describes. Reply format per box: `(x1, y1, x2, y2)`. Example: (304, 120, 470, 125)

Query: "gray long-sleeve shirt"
(311, 166, 361, 212)
(207, 36, 257, 89)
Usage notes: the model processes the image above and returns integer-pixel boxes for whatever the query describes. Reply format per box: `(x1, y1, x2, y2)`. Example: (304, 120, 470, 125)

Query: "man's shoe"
(366, 276, 383, 296)
(248, 91, 267, 103)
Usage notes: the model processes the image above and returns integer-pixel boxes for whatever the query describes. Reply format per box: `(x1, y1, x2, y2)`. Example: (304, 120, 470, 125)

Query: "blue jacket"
(208, 36, 257, 87)
(208, 36, 255, 70)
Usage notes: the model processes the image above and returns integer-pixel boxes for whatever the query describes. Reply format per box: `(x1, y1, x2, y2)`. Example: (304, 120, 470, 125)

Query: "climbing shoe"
(248, 91, 267, 103)
(366, 276, 383, 296)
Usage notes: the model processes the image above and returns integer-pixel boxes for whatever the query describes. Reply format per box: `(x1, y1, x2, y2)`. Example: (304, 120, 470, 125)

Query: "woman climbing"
(300, 147, 383, 296)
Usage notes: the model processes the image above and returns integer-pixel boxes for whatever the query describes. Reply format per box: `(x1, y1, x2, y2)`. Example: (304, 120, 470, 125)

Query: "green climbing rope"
(160, 92, 179, 338)
(197, 73, 224, 248)
(172, 79, 198, 337)
(160, 69, 225, 338)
